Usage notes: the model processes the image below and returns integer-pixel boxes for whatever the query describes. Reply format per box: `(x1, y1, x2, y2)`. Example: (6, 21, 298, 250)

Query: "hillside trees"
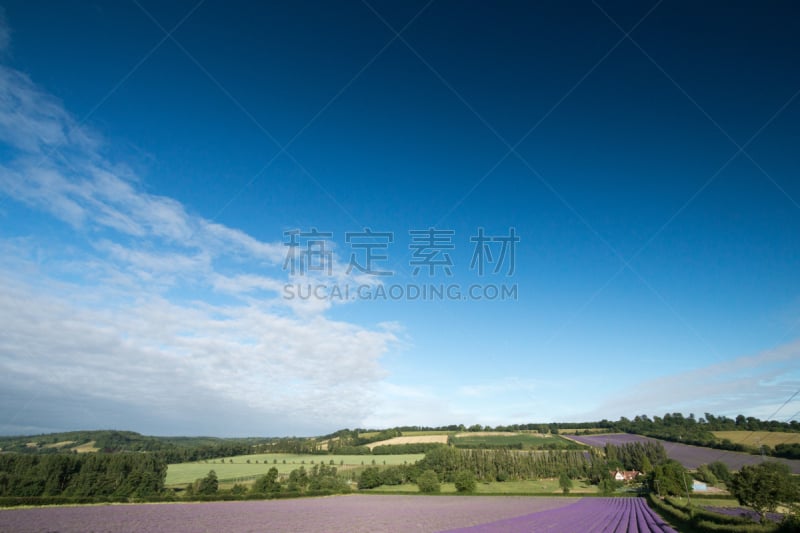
(417, 447, 589, 482)
(0, 453, 167, 498)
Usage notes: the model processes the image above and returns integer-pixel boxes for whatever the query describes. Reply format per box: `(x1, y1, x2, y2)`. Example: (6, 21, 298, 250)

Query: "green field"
(452, 433, 575, 449)
(166, 453, 424, 486)
(681, 497, 740, 507)
(367, 479, 599, 494)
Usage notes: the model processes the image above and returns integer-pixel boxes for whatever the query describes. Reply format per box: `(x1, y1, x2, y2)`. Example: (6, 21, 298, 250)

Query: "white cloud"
(578, 341, 800, 421)
(0, 35, 398, 436)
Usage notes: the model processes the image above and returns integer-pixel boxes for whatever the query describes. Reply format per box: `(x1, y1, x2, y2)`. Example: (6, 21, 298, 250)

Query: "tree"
(708, 461, 731, 485)
(287, 466, 309, 491)
(253, 467, 281, 493)
(417, 469, 441, 493)
(196, 470, 218, 495)
(454, 470, 476, 493)
(357, 467, 382, 490)
(650, 460, 690, 497)
(558, 471, 573, 494)
(695, 464, 718, 486)
(640, 456, 653, 475)
(729, 462, 796, 523)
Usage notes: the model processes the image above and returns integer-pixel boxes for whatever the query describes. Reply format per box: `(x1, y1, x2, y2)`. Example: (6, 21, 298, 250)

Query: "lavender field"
(703, 506, 784, 524)
(0, 495, 576, 533)
(443, 497, 677, 533)
(568, 433, 800, 473)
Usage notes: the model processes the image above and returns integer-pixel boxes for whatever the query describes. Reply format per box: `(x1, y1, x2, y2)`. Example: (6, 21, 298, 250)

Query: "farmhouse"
(612, 469, 640, 482)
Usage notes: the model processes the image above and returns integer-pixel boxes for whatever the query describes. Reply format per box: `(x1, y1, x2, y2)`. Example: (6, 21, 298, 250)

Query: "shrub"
(357, 467, 382, 490)
(454, 470, 476, 493)
(417, 470, 440, 493)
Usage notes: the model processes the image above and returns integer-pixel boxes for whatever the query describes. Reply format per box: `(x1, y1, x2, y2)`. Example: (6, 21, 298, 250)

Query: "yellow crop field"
(712, 431, 800, 447)
(365, 435, 449, 449)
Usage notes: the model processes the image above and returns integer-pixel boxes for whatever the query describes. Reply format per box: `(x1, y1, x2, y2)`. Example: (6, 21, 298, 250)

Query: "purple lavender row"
(703, 506, 783, 523)
(439, 498, 678, 533)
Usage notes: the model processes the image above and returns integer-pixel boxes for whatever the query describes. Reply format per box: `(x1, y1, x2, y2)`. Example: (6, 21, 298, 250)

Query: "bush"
(380, 466, 406, 486)
(357, 467, 382, 490)
(417, 470, 440, 493)
(230, 484, 248, 495)
(708, 461, 732, 485)
(454, 470, 476, 493)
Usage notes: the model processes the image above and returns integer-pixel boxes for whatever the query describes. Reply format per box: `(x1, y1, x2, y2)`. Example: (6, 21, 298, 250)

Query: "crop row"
(441, 497, 677, 532)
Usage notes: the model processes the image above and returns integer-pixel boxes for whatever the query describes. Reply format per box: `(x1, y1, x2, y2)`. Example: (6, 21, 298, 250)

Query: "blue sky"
(0, 1, 799, 437)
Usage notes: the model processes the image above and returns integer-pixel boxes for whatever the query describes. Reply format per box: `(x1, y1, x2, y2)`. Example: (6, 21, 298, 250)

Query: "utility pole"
(682, 472, 691, 506)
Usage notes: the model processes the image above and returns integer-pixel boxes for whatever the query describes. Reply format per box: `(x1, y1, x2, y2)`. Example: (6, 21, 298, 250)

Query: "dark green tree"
(650, 460, 690, 497)
(357, 467, 382, 489)
(695, 464, 718, 486)
(559, 471, 573, 494)
(708, 461, 731, 485)
(287, 466, 309, 491)
(729, 462, 796, 523)
(253, 467, 281, 493)
(196, 470, 219, 495)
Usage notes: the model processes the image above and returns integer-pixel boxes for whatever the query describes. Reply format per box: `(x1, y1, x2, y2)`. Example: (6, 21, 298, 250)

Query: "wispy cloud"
(0, 25, 395, 436)
(579, 340, 800, 421)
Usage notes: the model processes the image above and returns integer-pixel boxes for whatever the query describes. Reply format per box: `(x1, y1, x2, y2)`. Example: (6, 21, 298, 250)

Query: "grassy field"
(367, 479, 600, 494)
(166, 453, 424, 486)
(71, 441, 100, 453)
(712, 431, 800, 447)
(683, 497, 740, 507)
(452, 433, 573, 449)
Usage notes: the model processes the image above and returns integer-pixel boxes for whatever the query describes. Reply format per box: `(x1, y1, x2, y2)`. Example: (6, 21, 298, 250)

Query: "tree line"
(0, 453, 166, 498)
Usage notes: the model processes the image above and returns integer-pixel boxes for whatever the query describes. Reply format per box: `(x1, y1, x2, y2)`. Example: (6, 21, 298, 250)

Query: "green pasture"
(166, 453, 424, 486)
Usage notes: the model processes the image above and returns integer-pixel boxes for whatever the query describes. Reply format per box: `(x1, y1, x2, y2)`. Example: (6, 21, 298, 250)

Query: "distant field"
(454, 431, 518, 437)
(568, 433, 800, 473)
(366, 435, 449, 449)
(400, 430, 457, 437)
(42, 440, 76, 449)
(453, 433, 572, 449)
(367, 479, 599, 494)
(72, 441, 100, 453)
(712, 431, 800, 447)
(166, 453, 424, 486)
(558, 428, 608, 435)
